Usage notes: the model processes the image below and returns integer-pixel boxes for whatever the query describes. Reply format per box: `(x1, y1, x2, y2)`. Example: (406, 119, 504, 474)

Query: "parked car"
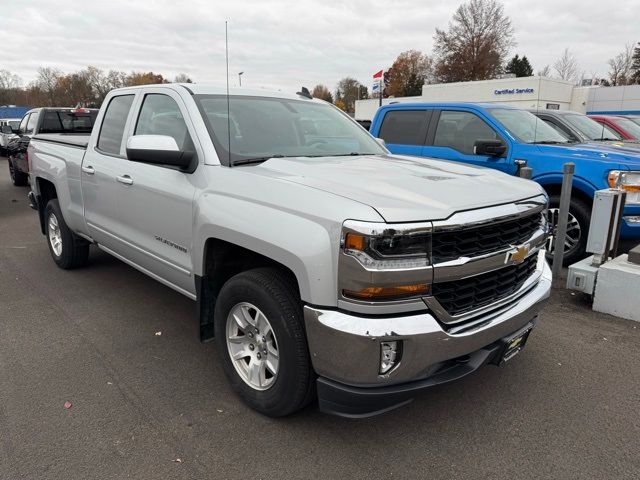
(7, 107, 98, 186)
(370, 103, 640, 263)
(0, 118, 21, 154)
(589, 115, 640, 142)
(28, 84, 551, 417)
(622, 115, 640, 127)
(528, 109, 627, 143)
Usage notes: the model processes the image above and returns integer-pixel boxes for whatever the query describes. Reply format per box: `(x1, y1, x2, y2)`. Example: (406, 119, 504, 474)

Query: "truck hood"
(251, 154, 543, 222)
(534, 142, 640, 168)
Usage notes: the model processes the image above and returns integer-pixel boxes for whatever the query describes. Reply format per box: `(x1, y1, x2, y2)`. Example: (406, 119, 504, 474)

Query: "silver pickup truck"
(28, 84, 551, 417)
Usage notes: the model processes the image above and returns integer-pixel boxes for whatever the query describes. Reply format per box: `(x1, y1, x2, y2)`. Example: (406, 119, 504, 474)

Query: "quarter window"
(18, 114, 29, 134)
(97, 95, 135, 155)
(378, 110, 429, 146)
(135, 94, 193, 151)
(26, 113, 39, 134)
(434, 111, 499, 155)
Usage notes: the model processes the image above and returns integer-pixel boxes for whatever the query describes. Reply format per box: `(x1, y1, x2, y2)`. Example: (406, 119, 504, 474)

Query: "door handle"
(116, 175, 134, 185)
(82, 165, 95, 175)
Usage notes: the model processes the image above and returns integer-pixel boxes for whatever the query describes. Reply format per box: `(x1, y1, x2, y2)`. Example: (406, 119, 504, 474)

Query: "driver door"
(424, 110, 516, 174)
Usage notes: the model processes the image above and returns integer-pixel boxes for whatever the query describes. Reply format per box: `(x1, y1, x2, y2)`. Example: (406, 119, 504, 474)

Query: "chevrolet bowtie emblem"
(506, 244, 530, 264)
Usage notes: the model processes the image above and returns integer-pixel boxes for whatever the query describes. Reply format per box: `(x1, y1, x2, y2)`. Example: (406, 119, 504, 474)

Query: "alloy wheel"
(545, 207, 582, 255)
(48, 212, 63, 257)
(226, 302, 279, 391)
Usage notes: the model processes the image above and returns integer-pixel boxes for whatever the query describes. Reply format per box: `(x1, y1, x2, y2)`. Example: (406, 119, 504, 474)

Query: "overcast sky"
(4, 0, 637, 93)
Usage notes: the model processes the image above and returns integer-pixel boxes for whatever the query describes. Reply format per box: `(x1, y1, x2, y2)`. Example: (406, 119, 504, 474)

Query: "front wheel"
(214, 268, 315, 417)
(545, 195, 591, 265)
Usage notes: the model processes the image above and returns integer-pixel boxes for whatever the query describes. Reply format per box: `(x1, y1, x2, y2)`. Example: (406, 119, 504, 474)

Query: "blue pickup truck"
(370, 103, 640, 263)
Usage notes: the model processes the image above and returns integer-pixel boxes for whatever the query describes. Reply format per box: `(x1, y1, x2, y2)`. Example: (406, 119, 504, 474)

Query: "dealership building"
(354, 76, 640, 121)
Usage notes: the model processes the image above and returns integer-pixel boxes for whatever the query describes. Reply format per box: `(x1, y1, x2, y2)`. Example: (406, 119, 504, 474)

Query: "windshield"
(564, 114, 622, 141)
(194, 95, 385, 165)
(488, 108, 570, 144)
(613, 117, 640, 140)
(8, 120, 20, 129)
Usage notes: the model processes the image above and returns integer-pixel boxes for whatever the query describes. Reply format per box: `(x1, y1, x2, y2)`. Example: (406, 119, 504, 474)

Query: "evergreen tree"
(505, 54, 534, 77)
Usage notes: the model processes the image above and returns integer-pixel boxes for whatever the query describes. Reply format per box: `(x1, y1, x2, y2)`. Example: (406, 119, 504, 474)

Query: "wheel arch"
(35, 177, 58, 235)
(196, 237, 304, 342)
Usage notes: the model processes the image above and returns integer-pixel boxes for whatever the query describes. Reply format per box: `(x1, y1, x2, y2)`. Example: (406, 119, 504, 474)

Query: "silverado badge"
(506, 244, 530, 265)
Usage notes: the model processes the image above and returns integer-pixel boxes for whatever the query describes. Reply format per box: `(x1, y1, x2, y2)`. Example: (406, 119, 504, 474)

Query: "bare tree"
(537, 65, 551, 77)
(174, 73, 193, 83)
(0, 70, 22, 91)
(433, 0, 515, 83)
(607, 43, 635, 86)
(335, 77, 364, 113)
(553, 48, 579, 82)
(35, 67, 63, 106)
(311, 84, 333, 103)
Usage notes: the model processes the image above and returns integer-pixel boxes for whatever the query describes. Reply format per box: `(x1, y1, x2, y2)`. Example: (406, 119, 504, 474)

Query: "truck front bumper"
(304, 251, 552, 417)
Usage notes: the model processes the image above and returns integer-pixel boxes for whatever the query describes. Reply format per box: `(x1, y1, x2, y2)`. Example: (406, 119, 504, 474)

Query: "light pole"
(238, 71, 244, 87)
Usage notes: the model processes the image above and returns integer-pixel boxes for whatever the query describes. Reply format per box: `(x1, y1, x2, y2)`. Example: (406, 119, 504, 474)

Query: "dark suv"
(7, 107, 98, 186)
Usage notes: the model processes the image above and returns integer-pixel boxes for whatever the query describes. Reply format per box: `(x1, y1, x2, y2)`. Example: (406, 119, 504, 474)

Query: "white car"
(0, 118, 21, 154)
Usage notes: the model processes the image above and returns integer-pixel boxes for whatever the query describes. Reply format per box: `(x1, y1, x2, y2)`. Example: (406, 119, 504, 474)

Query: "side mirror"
(126, 135, 193, 169)
(474, 139, 507, 157)
(375, 137, 386, 148)
(1, 125, 12, 134)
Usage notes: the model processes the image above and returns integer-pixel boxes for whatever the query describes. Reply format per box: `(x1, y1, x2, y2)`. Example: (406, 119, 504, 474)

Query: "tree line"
(0, 66, 192, 108)
(1, 0, 639, 113)
(312, 0, 640, 112)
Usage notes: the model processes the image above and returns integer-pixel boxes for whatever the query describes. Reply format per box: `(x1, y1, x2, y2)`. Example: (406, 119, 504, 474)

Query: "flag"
(373, 70, 383, 79)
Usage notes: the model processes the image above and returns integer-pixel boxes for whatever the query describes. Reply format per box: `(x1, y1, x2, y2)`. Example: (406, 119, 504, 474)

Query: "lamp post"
(238, 71, 244, 87)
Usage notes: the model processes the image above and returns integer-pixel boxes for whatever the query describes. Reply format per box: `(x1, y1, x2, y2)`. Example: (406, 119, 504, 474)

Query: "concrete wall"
(354, 76, 577, 121)
(586, 85, 640, 115)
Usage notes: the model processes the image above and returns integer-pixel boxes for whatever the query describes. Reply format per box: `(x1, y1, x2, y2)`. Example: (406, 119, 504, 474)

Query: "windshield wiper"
(532, 140, 569, 145)
(599, 138, 620, 141)
(232, 154, 285, 166)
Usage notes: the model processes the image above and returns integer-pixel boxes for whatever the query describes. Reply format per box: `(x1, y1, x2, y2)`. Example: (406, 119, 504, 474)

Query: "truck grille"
(431, 254, 538, 317)
(431, 212, 541, 263)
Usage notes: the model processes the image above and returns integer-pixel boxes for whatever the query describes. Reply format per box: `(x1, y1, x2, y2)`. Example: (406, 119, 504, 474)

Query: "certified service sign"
(494, 88, 535, 95)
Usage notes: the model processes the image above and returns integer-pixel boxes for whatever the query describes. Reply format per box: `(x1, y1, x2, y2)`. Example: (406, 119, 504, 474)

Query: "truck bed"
(33, 133, 89, 149)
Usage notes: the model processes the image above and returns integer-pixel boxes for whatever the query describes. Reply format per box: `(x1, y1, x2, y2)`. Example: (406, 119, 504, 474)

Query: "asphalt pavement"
(1, 155, 639, 480)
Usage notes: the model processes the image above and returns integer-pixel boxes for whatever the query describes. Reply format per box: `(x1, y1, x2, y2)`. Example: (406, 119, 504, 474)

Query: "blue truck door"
(376, 109, 431, 157)
(423, 109, 516, 174)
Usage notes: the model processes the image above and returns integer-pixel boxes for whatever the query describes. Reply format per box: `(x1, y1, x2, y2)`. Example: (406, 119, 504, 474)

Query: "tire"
(8, 157, 28, 186)
(44, 199, 90, 269)
(214, 268, 315, 417)
(545, 194, 591, 265)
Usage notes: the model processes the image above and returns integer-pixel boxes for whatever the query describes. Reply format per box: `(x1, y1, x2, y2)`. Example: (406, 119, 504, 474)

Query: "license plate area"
(498, 322, 534, 364)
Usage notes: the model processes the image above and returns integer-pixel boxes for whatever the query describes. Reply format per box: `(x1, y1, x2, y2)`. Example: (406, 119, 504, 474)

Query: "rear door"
(423, 109, 516, 174)
(376, 109, 431, 157)
(82, 93, 137, 249)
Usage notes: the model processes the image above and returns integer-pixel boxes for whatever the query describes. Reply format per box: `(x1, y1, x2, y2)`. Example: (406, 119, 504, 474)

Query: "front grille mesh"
(431, 212, 541, 263)
(432, 254, 538, 317)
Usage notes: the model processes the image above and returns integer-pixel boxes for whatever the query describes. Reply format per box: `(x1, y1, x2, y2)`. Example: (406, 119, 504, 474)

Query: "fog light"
(380, 341, 400, 374)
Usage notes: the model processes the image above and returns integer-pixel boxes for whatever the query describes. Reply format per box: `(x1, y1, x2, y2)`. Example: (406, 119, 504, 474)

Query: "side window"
(134, 94, 193, 151)
(97, 94, 135, 155)
(434, 111, 499, 155)
(543, 119, 571, 139)
(18, 114, 30, 134)
(26, 113, 39, 134)
(378, 110, 429, 145)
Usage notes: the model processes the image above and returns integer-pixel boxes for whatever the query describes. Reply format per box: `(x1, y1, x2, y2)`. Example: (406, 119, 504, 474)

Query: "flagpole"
(379, 75, 382, 107)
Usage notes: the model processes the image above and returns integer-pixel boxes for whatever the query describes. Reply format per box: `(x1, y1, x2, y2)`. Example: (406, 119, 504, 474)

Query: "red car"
(589, 114, 640, 141)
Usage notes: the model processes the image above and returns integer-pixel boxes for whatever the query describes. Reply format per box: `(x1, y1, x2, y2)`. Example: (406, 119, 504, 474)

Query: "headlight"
(608, 170, 640, 204)
(339, 221, 431, 302)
